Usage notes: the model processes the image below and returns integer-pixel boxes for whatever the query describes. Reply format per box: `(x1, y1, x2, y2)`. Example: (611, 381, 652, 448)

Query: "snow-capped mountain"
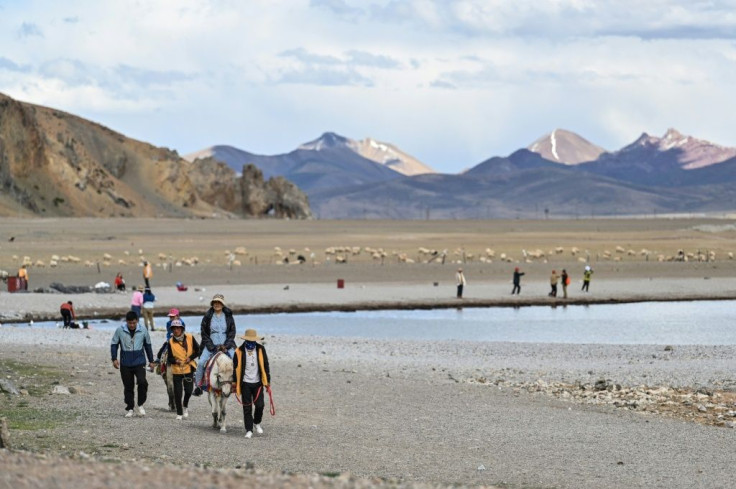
(527, 129, 605, 165)
(348, 138, 434, 176)
(618, 128, 736, 170)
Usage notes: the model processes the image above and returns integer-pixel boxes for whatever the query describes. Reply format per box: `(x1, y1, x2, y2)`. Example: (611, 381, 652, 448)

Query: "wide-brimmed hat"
(167, 308, 180, 317)
(240, 328, 263, 341)
(170, 319, 185, 330)
(210, 294, 226, 307)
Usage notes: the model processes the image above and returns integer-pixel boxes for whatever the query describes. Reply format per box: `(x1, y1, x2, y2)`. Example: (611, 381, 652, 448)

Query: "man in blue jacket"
(111, 310, 155, 417)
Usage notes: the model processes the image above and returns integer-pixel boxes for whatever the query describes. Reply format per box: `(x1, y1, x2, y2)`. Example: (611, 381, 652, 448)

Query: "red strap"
(234, 385, 276, 416)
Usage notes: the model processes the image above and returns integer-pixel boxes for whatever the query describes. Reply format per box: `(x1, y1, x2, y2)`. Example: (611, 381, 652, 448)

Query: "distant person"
(456, 268, 466, 299)
(60, 301, 76, 328)
(549, 270, 559, 297)
(193, 294, 236, 397)
(110, 310, 155, 417)
(114, 272, 126, 292)
(561, 269, 570, 299)
(512, 267, 524, 295)
(142, 287, 156, 331)
(130, 286, 144, 319)
(582, 266, 594, 292)
(165, 319, 200, 420)
(143, 261, 153, 288)
(232, 328, 271, 439)
(156, 308, 185, 362)
(17, 265, 28, 290)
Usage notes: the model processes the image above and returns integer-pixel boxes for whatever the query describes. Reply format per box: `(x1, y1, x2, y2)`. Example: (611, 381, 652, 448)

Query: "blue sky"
(2, 0, 736, 173)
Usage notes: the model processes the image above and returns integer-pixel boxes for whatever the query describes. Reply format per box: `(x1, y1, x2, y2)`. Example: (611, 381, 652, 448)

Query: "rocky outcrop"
(241, 165, 311, 219)
(0, 92, 310, 219)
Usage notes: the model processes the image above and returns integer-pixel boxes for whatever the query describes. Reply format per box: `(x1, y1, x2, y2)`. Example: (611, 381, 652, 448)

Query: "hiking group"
(110, 293, 271, 438)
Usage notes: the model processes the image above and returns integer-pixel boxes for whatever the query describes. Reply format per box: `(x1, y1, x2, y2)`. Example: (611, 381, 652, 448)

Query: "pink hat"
(168, 308, 180, 317)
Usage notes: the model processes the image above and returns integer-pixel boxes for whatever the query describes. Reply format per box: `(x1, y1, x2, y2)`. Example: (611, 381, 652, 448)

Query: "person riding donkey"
(193, 294, 236, 396)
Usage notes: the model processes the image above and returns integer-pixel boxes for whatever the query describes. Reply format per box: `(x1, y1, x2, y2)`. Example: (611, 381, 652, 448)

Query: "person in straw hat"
(232, 328, 270, 438)
(193, 294, 236, 396)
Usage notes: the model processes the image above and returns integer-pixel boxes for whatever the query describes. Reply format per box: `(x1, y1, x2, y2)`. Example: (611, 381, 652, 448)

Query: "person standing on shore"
(582, 266, 594, 292)
(193, 294, 236, 396)
(111, 310, 155, 417)
(561, 269, 570, 299)
(141, 287, 156, 331)
(166, 319, 200, 420)
(60, 301, 76, 328)
(512, 267, 524, 295)
(232, 328, 270, 438)
(456, 268, 467, 299)
(17, 265, 28, 290)
(143, 261, 153, 289)
(549, 270, 559, 297)
(130, 286, 143, 319)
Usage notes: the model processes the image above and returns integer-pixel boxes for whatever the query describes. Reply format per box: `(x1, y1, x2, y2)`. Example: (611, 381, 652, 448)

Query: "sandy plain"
(1, 217, 736, 489)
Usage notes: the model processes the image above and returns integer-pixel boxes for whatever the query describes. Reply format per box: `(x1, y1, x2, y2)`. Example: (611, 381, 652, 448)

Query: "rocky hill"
(527, 129, 606, 165)
(0, 93, 311, 219)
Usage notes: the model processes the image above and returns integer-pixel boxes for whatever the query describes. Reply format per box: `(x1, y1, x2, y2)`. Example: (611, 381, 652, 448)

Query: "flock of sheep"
(1, 245, 732, 277)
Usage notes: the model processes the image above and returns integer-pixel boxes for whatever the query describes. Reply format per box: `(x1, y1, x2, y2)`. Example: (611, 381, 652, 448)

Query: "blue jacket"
(143, 291, 156, 303)
(110, 323, 154, 367)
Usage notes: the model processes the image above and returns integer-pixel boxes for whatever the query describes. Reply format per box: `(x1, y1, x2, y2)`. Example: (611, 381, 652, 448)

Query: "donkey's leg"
(166, 371, 175, 411)
(219, 398, 227, 433)
(209, 393, 219, 429)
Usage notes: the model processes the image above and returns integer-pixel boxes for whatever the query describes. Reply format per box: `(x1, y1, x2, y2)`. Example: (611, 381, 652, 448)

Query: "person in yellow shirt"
(18, 265, 28, 290)
(165, 320, 201, 420)
(142, 261, 153, 288)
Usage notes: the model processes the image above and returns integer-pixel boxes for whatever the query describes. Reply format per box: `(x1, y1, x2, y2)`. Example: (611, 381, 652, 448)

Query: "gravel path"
(2, 328, 735, 489)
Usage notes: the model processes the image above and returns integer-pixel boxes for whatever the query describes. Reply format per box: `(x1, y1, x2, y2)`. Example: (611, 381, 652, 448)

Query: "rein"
(235, 385, 276, 416)
(200, 351, 230, 395)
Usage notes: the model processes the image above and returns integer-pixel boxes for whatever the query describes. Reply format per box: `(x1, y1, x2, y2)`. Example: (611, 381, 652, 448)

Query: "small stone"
(477, 464, 486, 471)
(664, 345, 673, 351)
(52, 385, 71, 395)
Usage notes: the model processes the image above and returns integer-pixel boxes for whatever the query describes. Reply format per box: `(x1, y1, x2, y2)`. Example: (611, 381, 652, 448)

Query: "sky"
(2, 0, 736, 174)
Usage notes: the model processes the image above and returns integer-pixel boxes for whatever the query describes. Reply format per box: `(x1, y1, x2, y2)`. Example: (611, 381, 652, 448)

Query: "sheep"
(34, 260, 45, 267)
(103, 253, 113, 260)
(234, 247, 247, 255)
(49, 260, 58, 268)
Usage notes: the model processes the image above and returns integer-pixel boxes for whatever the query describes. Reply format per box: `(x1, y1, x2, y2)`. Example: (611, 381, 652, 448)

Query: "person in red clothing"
(114, 272, 126, 292)
(60, 301, 77, 328)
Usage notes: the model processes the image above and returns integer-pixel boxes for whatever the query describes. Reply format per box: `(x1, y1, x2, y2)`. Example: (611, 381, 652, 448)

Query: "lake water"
(19, 300, 736, 345)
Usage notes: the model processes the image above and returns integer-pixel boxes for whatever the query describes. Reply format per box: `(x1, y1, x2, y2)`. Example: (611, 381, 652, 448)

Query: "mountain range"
(3, 90, 736, 219)
(188, 127, 736, 219)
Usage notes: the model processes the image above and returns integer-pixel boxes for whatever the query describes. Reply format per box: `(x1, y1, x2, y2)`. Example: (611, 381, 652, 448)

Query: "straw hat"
(210, 294, 226, 307)
(240, 328, 263, 341)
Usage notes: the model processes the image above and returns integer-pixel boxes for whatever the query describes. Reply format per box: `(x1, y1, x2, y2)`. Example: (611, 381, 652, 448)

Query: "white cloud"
(1, 0, 736, 173)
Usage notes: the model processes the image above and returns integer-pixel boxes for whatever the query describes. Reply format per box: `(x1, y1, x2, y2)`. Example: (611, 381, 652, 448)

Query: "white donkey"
(204, 352, 234, 433)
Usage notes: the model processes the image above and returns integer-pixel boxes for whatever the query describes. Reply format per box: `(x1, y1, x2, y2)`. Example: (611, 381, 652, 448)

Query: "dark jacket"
(200, 307, 237, 353)
(513, 270, 525, 285)
(232, 343, 270, 386)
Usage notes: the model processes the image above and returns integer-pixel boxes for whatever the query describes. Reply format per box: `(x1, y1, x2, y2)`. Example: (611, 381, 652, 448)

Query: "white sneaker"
(137, 406, 146, 416)
(183, 408, 189, 419)
(244, 431, 253, 438)
(176, 415, 183, 421)
(254, 424, 263, 434)
(125, 410, 134, 418)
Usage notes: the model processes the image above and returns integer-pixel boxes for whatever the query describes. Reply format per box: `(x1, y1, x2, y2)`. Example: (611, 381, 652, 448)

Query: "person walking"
(456, 268, 467, 299)
(582, 266, 594, 292)
(165, 319, 200, 420)
(60, 301, 76, 328)
(561, 269, 570, 299)
(141, 287, 156, 331)
(156, 308, 185, 362)
(130, 286, 144, 319)
(232, 328, 270, 439)
(110, 310, 155, 417)
(549, 270, 559, 297)
(192, 294, 236, 396)
(142, 261, 153, 288)
(512, 267, 524, 295)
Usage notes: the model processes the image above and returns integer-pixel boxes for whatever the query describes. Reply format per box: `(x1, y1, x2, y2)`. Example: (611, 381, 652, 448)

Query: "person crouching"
(166, 319, 200, 420)
(232, 328, 270, 438)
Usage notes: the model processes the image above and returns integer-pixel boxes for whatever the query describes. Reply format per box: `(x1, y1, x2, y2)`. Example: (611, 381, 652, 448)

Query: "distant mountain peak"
(527, 129, 605, 165)
(298, 132, 352, 151)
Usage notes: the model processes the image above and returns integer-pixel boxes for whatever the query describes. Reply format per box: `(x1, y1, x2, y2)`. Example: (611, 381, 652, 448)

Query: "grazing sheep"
(234, 247, 247, 255)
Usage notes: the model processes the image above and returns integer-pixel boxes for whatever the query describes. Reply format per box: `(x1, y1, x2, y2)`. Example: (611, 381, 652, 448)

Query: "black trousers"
(61, 309, 73, 327)
(120, 365, 148, 411)
(172, 372, 194, 415)
(240, 382, 265, 432)
(582, 281, 590, 292)
(456, 284, 464, 298)
(549, 284, 557, 297)
(512, 284, 520, 294)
